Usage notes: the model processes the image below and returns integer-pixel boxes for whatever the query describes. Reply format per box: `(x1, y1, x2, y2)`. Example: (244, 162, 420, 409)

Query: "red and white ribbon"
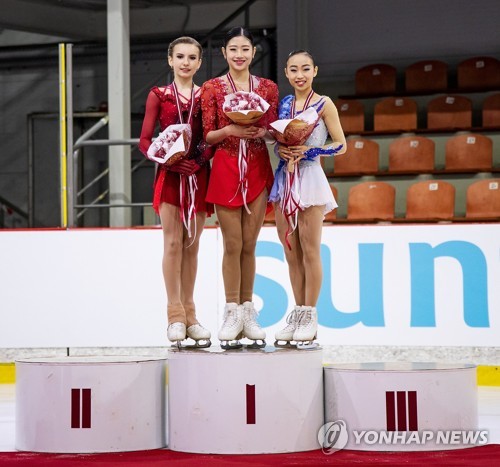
(171, 82, 199, 239)
(227, 73, 254, 214)
(179, 173, 198, 244)
(281, 89, 315, 248)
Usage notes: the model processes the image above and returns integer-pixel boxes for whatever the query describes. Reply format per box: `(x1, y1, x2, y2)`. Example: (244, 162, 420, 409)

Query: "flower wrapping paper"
(269, 107, 319, 146)
(147, 123, 192, 165)
(223, 91, 270, 125)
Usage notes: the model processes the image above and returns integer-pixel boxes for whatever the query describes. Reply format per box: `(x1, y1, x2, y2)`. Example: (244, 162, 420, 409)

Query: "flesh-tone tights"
(215, 190, 268, 304)
(274, 203, 325, 306)
(159, 202, 206, 326)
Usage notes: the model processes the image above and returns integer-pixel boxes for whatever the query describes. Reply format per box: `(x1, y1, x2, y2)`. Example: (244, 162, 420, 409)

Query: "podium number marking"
(246, 384, 256, 424)
(71, 388, 91, 428)
(386, 390, 418, 431)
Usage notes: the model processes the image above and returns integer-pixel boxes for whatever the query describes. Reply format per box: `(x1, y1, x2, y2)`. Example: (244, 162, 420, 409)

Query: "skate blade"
(181, 339, 212, 350)
(168, 340, 185, 351)
(296, 340, 319, 350)
(274, 340, 295, 349)
(246, 339, 266, 349)
(220, 340, 243, 350)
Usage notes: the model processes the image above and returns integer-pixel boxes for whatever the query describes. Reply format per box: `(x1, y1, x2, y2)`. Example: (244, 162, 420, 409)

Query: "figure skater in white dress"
(270, 50, 347, 348)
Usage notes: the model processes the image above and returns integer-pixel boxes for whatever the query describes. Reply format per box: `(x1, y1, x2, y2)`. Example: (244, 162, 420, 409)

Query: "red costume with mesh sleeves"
(139, 85, 213, 214)
(200, 76, 278, 208)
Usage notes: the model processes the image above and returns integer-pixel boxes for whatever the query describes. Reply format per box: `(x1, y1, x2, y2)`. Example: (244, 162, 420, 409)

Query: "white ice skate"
(274, 306, 301, 348)
(242, 301, 266, 348)
(218, 303, 244, 349)
(293, 306, 318, 350)
(186, 323, 212, 348)
(167, 322, 187, 349)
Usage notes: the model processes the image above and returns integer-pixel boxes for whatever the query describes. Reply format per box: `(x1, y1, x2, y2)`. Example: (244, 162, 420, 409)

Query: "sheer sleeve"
(264, 81, 279, 128)
(139, 90, 161, 157)
(200, 80, 218, 140)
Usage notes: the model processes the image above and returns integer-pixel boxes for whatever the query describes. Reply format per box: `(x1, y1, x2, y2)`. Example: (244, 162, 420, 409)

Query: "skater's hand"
(227, 124, 265, 140)
(288, 145, 309, 157)
(168, 159, 201, 176)
(278, 145, 294, 161)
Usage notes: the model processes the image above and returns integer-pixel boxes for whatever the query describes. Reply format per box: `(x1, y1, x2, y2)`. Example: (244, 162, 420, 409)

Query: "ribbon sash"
(282, 89, 316, 248)
(227, 73, 254, 214)
(172, 82, 198, 240)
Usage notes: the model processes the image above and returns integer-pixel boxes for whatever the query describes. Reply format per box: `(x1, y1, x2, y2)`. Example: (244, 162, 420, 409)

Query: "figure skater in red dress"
(139, 37, 213, 348)
(200, 27, 278, 348)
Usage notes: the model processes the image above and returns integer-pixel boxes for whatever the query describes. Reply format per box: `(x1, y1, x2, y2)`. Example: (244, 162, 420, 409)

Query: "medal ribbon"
(172, 82, 198, 241)
(282, 89, 315, 249)
(227, 73, 254, 214)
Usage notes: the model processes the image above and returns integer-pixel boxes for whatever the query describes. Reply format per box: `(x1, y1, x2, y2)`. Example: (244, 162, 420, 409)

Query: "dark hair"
(168, 36, 203, 59)
(286, 49, 315, 67)
(223, 27, 254, 47)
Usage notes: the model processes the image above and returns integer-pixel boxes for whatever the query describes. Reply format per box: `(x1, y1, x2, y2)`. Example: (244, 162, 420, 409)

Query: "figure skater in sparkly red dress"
(139, 37, 213, 348)
(200, 27, 279, 348)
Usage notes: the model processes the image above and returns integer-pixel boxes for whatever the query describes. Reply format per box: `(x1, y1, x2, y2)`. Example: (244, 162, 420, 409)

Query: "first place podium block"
(15, 356, 167, 453)
(168, 346, 324, 454)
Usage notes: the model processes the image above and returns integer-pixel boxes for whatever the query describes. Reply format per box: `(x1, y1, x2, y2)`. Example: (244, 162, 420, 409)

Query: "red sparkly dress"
(139, 85, 213, 215)
(200, 76, 278, 208)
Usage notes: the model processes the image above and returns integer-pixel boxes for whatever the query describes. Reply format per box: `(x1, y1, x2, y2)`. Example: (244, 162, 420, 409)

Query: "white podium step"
(323, 362, 479, 452)
(15, 356, 167, 453)
(168, 345, 324, 454)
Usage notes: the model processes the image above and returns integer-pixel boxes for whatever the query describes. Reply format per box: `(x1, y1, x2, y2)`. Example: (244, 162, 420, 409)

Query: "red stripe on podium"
(397, 391, 407, 431)
(246, 384, 256, 424)
(71, 389, 80, 428)
(82, 388, 91, 429)
(408, 391, 418, 431)
(386, 391, 396, 431)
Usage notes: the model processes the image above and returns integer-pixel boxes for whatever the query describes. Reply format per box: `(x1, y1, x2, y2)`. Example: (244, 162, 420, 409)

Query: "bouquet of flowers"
(223, 91, 270, 125)
(147, 123, 192, 166)
(269, 107, 319, 146)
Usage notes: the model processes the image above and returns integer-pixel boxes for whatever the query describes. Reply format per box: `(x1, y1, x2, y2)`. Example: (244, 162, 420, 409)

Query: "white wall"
(1, 225, 498, 348)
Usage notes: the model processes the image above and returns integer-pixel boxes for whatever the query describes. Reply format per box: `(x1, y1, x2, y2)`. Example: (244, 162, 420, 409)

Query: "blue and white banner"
(0, 224, 498, 348)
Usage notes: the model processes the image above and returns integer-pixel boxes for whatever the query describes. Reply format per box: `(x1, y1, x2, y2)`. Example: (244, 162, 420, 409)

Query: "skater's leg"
(292, 206, 324, 347)
(274, 203, 305, 305)
(240, 190, 268, 302)
(297, 205, 324, 307)
(178, 211, 211, 345)
(180, 210, 206, 327)
(239, 191, 267, 344)
(215, 204, 243, 304)
(159, 202, 186, 327)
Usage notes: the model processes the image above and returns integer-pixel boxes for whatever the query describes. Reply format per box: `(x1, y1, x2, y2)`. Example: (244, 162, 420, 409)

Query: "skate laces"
(298, 308, 312, 327)
(286, 309, 299, 325)
(243, 304, 262, 328)
(223, 307, 239, 328)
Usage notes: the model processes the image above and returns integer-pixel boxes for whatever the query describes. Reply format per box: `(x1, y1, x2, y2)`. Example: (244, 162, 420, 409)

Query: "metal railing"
(62, 0, 271, 227)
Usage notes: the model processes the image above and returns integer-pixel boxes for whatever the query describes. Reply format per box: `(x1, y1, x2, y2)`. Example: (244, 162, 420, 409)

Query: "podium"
(15, 356, 167, 453)
(323, 362, 479, 451)
(168, 346, 324, 453)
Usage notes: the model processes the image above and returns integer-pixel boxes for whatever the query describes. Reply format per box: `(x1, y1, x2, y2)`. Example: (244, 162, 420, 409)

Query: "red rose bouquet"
(223, 91, 270, 125)
(147, 123, 192, 166)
